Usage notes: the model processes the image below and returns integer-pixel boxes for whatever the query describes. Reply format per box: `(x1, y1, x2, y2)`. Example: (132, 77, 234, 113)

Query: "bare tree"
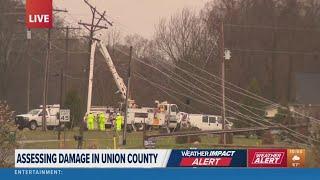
(105, 28, 121, 56)
(0, 0, 25, 100)
(155, 8, 216, 66)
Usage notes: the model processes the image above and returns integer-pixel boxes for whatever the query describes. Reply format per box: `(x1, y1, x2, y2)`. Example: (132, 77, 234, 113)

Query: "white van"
(188, 114, 233, 131)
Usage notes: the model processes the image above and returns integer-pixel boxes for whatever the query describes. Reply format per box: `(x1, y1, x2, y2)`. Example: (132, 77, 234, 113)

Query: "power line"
(225, 23, 320, 32)
(114, 47, 319, 143)
(179, 58, 320, 123)
(134, 72, 314, 144)
(230, 48, 320, 56)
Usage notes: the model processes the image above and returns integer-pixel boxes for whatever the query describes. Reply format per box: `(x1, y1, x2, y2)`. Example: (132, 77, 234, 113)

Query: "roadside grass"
(17, 128, 264, 149)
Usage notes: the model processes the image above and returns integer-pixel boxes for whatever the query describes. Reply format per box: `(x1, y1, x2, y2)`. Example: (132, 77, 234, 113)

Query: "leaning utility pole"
(220, 21, 226, 144)
(79, 0, 112, 114)
(123, 46, 133, 145)
(77, 0, 112, 149)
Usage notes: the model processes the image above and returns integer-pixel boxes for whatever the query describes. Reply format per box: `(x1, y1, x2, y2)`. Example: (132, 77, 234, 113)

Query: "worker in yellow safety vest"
(87, 112, 95, 130)
(98, 112, 106, 131)
(115, 113, 123, 132)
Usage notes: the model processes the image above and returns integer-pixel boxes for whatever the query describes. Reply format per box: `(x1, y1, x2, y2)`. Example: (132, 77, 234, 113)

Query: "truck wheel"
(136, 123, 145, 131)
(60, 123, 66, 130)
(29, 121, 37, 131)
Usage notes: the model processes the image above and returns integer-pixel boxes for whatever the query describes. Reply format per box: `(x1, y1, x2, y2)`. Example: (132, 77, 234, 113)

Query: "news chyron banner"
(15, 149, 305, 168)
(15, 149, 171, 168)
(26, 0, 53, 28)
(15, 149, 247, 168)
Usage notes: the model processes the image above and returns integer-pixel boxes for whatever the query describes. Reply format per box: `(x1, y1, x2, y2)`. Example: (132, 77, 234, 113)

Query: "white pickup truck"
(15, 104, 70, 130)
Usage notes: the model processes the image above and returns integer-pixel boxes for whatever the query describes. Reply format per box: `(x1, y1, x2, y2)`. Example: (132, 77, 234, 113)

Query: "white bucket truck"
(15, 104, 70, 130)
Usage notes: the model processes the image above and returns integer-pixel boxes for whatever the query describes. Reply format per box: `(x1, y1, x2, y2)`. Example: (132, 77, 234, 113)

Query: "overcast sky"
(54, 0, 211, 39)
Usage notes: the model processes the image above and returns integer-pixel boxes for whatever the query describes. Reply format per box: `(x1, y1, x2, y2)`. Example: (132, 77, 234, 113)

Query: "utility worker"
(98, 112, 106, 131)
(87, 112, 95, 130)
(115, 113, 123, 132)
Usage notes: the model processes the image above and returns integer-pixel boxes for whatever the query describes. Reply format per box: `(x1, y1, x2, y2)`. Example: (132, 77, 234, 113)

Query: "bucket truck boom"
(97, 40, 127, 100)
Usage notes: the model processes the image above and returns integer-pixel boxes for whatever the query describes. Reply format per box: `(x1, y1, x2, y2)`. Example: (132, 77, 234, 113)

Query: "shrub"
(0, 101, 18, 167)
(261, 131, 274, 145)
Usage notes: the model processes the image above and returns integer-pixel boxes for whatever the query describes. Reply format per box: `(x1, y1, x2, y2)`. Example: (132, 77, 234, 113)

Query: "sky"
(54, 0, 211, 39)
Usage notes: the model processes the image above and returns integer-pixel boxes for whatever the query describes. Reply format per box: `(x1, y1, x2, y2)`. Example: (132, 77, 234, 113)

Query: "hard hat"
(117, 113, 120, 116)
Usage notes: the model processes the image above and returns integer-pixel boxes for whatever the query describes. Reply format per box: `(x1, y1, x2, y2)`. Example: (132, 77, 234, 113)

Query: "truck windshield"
(170, 105, 178, 113)
(28, 109, 41, 115)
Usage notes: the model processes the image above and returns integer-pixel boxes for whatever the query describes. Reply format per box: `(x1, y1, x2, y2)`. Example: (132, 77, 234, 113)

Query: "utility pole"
(86, 40, 97, 114)
(123, 46, 133, 145)
(26, 29, 31, 112)
(59, 26, 81, 97)
(41, 8, 68, 131)
(79, 0, 112, 113)
(57, 68, 63, 140)
(220, 21, 226, 144)
(46, 26, 80, 140)
(42, 28, 51, 131)
(65, 27, 69, 94)
(77, 0, 112, 149)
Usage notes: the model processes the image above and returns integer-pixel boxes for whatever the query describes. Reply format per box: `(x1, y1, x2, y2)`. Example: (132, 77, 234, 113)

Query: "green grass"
(16, 129, 265, 149)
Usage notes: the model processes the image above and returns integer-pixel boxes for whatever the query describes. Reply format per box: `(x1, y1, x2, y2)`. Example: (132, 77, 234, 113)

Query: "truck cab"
(155, 101, 179, 130)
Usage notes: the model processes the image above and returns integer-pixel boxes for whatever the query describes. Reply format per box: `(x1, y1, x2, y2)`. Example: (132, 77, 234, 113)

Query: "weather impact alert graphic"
(167, 149, 247, 167)
(248, 149, 306, 168)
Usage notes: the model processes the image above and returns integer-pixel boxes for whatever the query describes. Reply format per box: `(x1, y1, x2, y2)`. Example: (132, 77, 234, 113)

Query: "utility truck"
(15, 104, 70, 130)
(126, 101, 180, 132)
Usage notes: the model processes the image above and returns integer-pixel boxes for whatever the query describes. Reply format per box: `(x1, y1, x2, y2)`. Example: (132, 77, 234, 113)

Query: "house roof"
(295, 73, 320, 104)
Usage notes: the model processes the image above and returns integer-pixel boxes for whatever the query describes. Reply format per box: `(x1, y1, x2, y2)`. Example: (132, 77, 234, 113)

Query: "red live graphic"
(26, 0, 53, 28)
(180, 157, 232, 167)
(248, 149, 287, 167)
